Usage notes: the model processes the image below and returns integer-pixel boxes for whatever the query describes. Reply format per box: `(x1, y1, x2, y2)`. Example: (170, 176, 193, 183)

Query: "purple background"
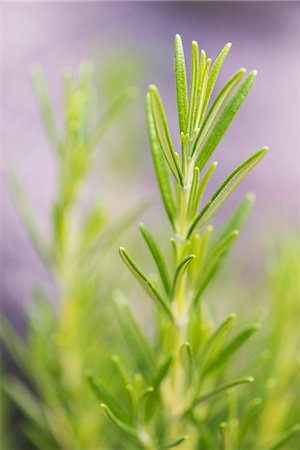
(1, 2, 299, 319)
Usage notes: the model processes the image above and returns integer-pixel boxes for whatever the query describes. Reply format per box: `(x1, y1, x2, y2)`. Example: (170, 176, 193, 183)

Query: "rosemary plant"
(88, 35, 299, 449)
(1, 62, 142, 449)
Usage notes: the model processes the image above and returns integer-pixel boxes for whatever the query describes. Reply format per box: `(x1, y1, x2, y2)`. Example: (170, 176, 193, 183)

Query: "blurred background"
(2, 1, 299, 319)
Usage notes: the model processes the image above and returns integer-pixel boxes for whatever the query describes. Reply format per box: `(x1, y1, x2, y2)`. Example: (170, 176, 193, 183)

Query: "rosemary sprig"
(89, 34, 272, 449)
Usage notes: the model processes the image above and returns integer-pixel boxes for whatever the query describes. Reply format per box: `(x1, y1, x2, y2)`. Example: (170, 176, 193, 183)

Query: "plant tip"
(149, 84, 156, 92)
(246, 192, 256, 202)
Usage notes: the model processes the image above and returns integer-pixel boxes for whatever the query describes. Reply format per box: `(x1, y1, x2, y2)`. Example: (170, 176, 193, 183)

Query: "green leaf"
(86, 371, 129, 423)
(23, 427, 56, 450)
(3, 378, 46, 429)
(197, 313, 236, 376)
(194, 57, 211, 129)
(187, 166, 200, 220)
(187, 41, 200, 134)
(203, 323, 260, 375)
(81, 200, 149, 273)
(193, 230, 239, 302)
(136, 386, 155, 422)
(219, 422, 231, 450)
(0, 316, 29, 372)
(237, 398, 263, 443)
(195, 70, 258, 170)
(100, 403, 139, 440)
(31, 66, 58, 147)
(259, 424, 300, 450)
(146, 93, 177, 227)
(159, 435, 188, 449)
(113, 294, 156, 377)
(171, 254, 195, 299)
(193, 49, 207, 133)
(174, 34, 189, 134)
(110, 355, 131, 389)
(139, 223, 171, 294)
(89, 87, 138, 149)
(201, 42, 232, 120)
(188, 148, 267, 237)
(6, 171, 53, 266)
(119, 247, 174, 322)
(179, 341, 193, 379)
(154, 356, 173, 390)
(190, 226, 214, 279)
(192, 377, 254, 407)
(149, 85, 183, 185)
(192, 68, 246, 155)
(192, 161, 218, 219)
(215, 192, 255, 245)
(195, 195, 254, 295)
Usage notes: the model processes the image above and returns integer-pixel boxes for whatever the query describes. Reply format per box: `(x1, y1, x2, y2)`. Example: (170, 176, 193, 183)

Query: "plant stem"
(165, 163, 194, 438)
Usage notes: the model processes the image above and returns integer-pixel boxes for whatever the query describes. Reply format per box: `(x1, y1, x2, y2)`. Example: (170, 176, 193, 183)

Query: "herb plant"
(1, 36, 299, 450)
(88, 35, 299, 449)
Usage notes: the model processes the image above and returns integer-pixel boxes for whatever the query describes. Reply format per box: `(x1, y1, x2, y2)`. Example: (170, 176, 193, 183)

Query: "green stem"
(165, 165, 194, 438)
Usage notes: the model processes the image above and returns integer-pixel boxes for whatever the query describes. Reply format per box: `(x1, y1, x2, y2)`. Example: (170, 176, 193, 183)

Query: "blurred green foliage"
(1, 59, 145, 449)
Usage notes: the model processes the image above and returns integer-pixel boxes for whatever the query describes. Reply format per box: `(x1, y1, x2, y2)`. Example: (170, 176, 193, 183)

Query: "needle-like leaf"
(197, 313, 236, 376)
(171, 254, 195, 299)
(86, 372, 129, 421)
(6, 171, 53, 266)
(201, 42, 232, 120)
(203, 323, 260, 375)
(139, 223, 171, 293)
(31, 66, 58, 148)
(192, 377, 254, 407)
(192, 68, 246, 155)
(188, 148, 267, 237)
(237, 398, 263, 443)
(113, 295, 156, 376)
(195, 58, 211, 129)
(3, 379, 46, 429)
(149, 85, 183, 185)
(193, 230, 239, 302)
(193, 161, 218, 213)
(174, 34, 189, 134)
(119, 247, 174, 322)
(187, 166, 200, 220)
(259, 425, 300, 450)
(160, 435, 189, 449)
(100, 403, 139, 440)
(146, 93, 176, 227)
(187, 41, 200, 135)
(195, 70, 258, 170)
(89, 87, 138, 149)
(215, 192, 255, 245)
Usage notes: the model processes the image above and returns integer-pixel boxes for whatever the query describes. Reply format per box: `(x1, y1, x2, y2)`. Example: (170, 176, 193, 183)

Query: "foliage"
(1, 35, 299, 450)
(87, 35, 299, 449)
(1, 61, 143, 449)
